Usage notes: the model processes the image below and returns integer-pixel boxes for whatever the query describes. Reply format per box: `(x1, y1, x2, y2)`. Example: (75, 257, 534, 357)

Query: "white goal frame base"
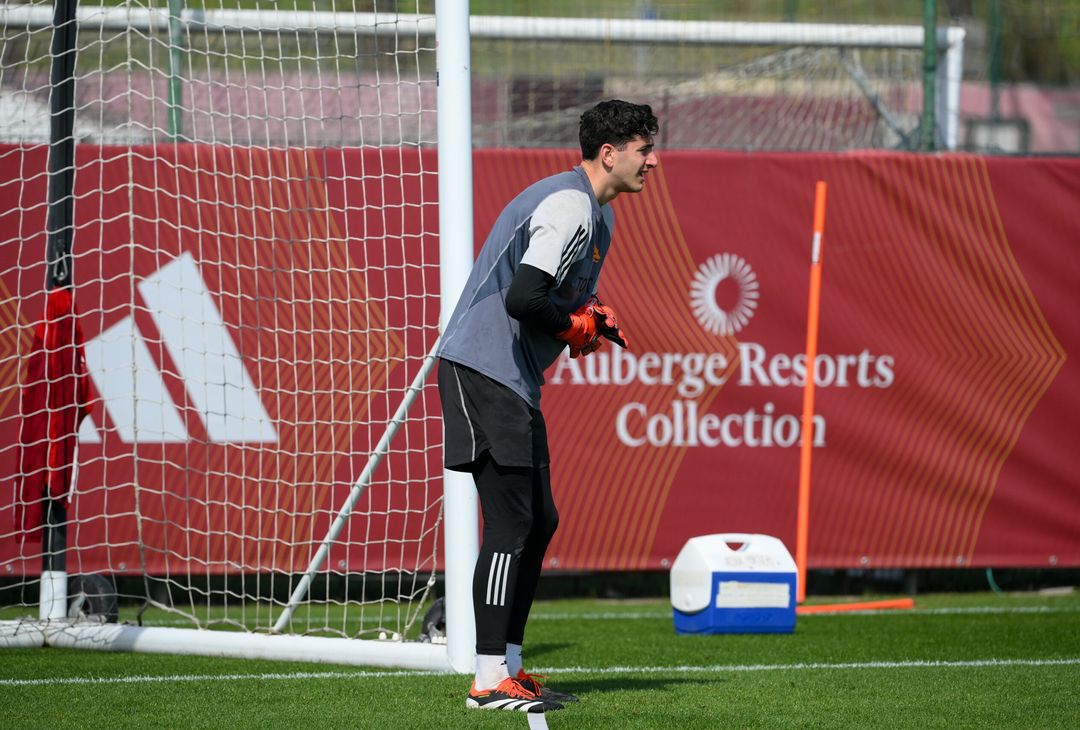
(0, 620, 454, 670)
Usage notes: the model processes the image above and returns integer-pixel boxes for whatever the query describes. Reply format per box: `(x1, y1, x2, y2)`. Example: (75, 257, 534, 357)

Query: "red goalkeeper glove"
(555, 296, 629, 358)
(556, 303, 602, 358)
(590, 298, 629, 349)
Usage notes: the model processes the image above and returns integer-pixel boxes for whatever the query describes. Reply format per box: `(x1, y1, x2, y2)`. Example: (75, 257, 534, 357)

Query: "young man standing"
(437, 100, 659, 713)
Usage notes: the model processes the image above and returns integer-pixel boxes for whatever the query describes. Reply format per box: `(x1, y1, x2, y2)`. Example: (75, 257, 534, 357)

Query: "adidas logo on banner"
(80, 253, 277, 444)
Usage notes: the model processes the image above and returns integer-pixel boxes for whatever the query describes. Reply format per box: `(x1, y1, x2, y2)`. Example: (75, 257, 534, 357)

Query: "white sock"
(505, 643, 524, 677)
(474, 654, 510, 691)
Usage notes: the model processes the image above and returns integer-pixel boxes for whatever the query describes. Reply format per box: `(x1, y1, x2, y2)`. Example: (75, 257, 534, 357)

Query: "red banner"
(1, 144, 1077, 573)
(523, 151, 1078, 570)
(0, 144, 442, 576)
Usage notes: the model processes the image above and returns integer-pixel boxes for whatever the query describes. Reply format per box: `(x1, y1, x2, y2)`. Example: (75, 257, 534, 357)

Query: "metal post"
(41, 0, 80, 622)
(435, 1, 478, 675)
(989, 0, 1002, 120)
(40, 501, 68, 620)
(168, 0, 186, 141)
(937, 27, 965, 151)
(922, 0, 938, 151)
(47, 0, 78, 290)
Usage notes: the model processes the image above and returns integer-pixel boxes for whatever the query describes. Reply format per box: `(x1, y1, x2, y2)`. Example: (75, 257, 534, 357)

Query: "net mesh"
(1, 1, 442, 640)
(472, 34, 926, 150)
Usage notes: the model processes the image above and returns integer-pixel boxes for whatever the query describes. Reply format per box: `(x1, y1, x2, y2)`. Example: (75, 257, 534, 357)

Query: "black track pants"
(471, 453, 559, 655)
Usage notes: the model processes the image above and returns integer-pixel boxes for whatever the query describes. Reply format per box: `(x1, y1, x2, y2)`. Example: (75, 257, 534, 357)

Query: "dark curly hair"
(579, 100, 659, 160)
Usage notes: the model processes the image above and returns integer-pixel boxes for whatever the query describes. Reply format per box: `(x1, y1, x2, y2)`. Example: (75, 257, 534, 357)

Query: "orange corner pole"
(796, 181, 827, 604)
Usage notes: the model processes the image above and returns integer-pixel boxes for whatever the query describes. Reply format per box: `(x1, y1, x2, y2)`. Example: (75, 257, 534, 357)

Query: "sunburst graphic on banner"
(689, 253, 759, 335)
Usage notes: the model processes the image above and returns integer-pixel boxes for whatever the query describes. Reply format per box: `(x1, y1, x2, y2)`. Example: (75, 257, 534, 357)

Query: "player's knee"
(541, 508, 559, 540)
(524, 507, 557, 546)
(483, 516, 533, 554)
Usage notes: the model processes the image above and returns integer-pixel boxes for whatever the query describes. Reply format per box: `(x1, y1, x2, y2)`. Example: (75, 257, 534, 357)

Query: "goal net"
(466, 16, 964, 151)
(0, 2, 465, 669)
(0, 4, 963, 669)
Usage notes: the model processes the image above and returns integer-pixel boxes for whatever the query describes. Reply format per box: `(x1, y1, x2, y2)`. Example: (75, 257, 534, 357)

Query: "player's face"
(608, 136, 658, 194)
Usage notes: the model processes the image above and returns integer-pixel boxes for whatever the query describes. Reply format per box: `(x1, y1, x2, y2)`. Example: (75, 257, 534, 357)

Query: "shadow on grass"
(522, 642, 574, 661)
(547, 675, 723, 696)
(524, 642, 726, 695)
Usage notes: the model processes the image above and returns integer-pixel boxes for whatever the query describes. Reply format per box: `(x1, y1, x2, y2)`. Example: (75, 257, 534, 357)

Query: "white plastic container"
(670, 533, 797, 634)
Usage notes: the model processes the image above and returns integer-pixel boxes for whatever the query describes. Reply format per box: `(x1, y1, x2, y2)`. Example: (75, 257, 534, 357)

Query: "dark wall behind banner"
(1, 146, 1077, 573)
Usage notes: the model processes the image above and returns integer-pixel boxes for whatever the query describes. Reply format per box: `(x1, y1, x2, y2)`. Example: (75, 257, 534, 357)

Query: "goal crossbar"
(1, 7, 963, 49)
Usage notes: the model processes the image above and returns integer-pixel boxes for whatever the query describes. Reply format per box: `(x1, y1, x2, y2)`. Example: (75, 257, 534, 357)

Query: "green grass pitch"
(2, 591, 1078, 728)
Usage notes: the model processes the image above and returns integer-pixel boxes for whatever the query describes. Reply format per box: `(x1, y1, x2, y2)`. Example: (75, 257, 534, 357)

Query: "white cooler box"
(670, 533, 797, 634)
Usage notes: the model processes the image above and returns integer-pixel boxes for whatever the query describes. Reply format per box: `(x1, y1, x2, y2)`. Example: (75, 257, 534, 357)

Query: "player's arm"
(506, 264, 600, 356)
(519, 190, 590, 288)
(509, 190, 603, 355)
(505, 263, 570, 334)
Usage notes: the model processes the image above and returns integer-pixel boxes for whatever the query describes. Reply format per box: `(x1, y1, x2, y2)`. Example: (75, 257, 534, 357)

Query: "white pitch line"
(531, 605, 1080, 620)
(535, 657, 1080, 676)
(0, 669, 424, 688)
(865, 605, 1080, 616)
(2, 657, 1078, 688)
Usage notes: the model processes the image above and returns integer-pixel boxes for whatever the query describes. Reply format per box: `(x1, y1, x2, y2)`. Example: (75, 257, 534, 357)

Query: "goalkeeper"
(437, 100, 659, 713)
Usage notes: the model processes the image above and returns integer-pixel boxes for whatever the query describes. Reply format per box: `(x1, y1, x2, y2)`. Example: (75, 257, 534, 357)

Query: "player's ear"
(600, 143, 617, 168)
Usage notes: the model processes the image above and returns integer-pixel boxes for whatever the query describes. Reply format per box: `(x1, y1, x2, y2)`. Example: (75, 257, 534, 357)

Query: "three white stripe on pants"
(486, 552, 512, 606)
